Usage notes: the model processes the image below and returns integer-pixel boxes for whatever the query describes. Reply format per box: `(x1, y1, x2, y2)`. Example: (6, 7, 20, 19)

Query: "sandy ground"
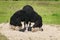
(0, 23, 60, 40)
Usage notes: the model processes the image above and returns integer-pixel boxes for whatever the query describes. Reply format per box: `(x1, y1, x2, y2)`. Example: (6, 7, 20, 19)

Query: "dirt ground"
(0, 23, 60, 40)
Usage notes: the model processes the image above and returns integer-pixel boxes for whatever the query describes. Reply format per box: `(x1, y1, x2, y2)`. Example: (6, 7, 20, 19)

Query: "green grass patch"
(0, 33, 8, 40)
(0, 1, 60, 24)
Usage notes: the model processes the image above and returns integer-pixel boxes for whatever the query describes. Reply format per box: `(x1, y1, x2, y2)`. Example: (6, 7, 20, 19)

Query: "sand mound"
(0, 23, 60, 40)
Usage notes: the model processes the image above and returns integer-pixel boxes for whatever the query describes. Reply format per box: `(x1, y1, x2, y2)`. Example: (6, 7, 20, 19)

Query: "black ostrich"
(10, 5, 43, 32)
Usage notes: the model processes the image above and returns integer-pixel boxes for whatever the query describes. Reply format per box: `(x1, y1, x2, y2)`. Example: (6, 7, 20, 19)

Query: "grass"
(0, 1, 60, 24)
(0, 33, 8, 40)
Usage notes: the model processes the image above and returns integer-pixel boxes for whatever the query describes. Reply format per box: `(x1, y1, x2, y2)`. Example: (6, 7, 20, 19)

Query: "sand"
(0, 23, 60, 40)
